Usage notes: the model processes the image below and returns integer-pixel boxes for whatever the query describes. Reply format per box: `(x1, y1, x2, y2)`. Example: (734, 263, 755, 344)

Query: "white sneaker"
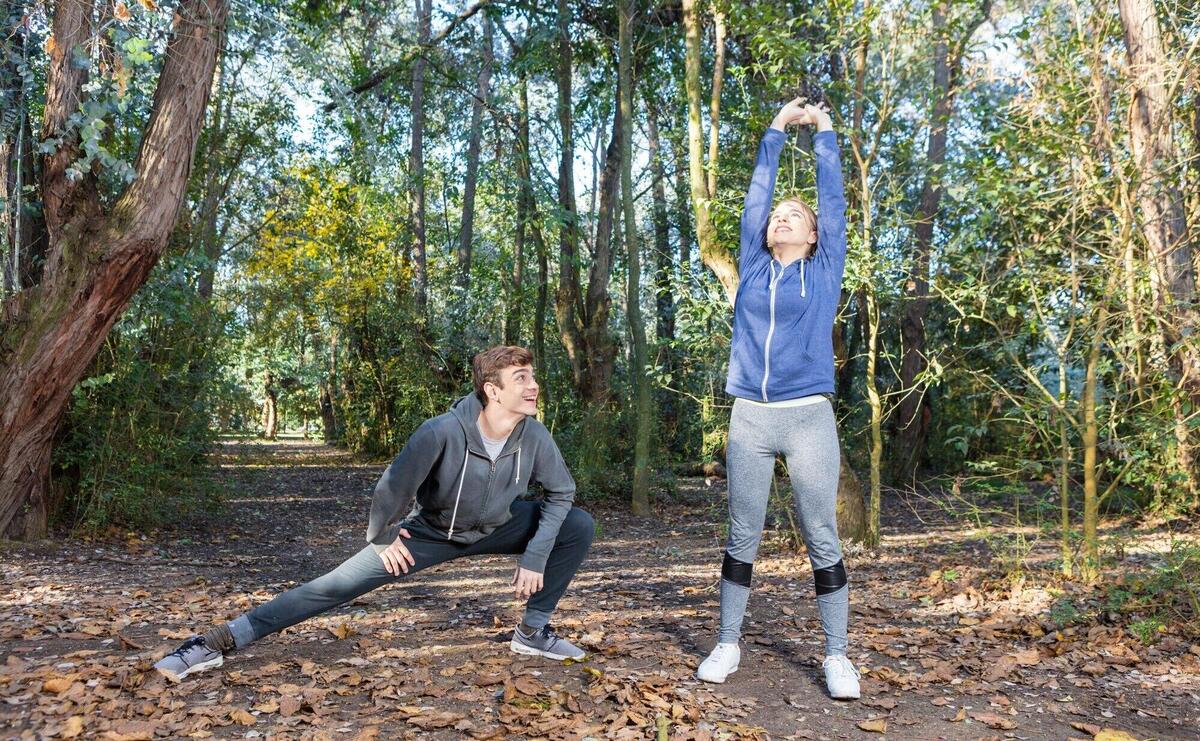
(823, 654, 861, 699)
(696, 642, 740, 683)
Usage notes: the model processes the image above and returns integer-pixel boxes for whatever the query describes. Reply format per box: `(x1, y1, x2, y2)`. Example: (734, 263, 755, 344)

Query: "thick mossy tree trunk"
(0, 0, 228, 539)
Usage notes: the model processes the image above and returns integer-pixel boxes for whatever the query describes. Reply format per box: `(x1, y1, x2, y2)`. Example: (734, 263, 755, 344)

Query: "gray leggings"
(718, 397, 849, 654)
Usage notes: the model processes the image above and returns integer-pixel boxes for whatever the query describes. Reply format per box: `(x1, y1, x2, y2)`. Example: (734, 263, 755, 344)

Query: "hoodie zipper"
(761, 261, 785, 401)
(446, 448, 470, 539)
(449, 444, 524, 540)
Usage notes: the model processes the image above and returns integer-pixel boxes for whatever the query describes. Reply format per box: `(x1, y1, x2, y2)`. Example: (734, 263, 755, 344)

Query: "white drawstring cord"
(514, 447, 521, 484)
(446, 448, 469, 539)
(800, 259, 806, 298)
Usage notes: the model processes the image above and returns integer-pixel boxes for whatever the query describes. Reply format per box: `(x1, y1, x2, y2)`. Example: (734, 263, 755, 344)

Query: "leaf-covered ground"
(2, 438, 1197, 739)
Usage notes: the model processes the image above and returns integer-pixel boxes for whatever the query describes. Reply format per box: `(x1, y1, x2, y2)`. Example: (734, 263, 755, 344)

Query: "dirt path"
(2, 439, 1197, 739)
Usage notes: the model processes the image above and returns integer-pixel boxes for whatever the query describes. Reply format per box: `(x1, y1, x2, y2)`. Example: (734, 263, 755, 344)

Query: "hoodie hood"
(449, 393, 528, 458)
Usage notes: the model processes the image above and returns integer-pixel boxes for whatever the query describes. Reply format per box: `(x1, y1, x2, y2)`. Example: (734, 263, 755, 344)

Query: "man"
(155, 346, 594, 680)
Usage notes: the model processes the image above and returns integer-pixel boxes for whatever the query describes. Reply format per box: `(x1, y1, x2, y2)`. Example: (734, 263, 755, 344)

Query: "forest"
(1, 0, 1198, 738)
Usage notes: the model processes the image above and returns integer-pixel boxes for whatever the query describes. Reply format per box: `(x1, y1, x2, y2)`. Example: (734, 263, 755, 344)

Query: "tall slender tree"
(457, 14, 494, 289)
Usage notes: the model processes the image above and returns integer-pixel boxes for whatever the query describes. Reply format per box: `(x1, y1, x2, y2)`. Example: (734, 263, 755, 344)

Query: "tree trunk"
(894, 0, 990, 484)
(409, 0, 431, 313)
(553, 0, 586, 392)
(1118, 0, 1200, 502)
(671, 118, 693, 275)
(261, 371, 279, 440)
(554, 40, 621, 408)
(621, 0, 652, 516)
(1080, 289, 1114, 582)
(682, 0, 736, 304)
(646, 92, 678, 444)
(457, 14, 494, 290)
(507, 65, 532, 345)
(0, 0, 228, 539)
(836, 452, 869, 543)
(2, 6, 46, 296)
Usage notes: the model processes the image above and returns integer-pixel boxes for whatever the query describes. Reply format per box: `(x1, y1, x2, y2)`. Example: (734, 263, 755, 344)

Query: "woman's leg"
(719, 399, 780, 643)
(780, 400, 848, 656)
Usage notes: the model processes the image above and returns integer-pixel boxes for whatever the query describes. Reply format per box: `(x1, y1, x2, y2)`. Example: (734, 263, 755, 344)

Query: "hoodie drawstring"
(514, 446, 522, 484)
(800, 259, 807, 298)
(446, 447, 469, 539)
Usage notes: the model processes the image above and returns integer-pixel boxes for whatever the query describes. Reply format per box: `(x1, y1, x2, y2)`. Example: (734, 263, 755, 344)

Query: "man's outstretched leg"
(155, 526, 454, 681)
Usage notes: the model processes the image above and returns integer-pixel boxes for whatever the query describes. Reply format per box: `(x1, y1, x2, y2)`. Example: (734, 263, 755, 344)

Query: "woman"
(695, 97, 859, 700)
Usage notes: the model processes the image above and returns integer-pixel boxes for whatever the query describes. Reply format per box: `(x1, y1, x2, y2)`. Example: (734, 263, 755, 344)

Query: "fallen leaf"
(512, 675, 544, 696)
(950, 707, 967, 722)
(1095, 731, 1140, 741)
(229, 709, 256, 726)
(41, 676, 73, 693)
(329, 622, 356, 640)
(252, 699, 279, 714)
(279, 695, 303, 717)
(970, 711, 1017, 730)
(1071, 722, 1102, 736)
(858, 718, 887, 733)
(61, 716, 85, 738)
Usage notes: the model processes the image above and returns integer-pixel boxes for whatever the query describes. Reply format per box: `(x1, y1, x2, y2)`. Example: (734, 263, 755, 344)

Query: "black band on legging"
(721, 552, 753, 587)
(813, 559, 847, 595)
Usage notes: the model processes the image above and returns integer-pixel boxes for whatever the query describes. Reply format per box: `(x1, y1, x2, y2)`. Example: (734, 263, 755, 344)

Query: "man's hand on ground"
(512, 566, 544, 599)
(379, 529, 415, 576)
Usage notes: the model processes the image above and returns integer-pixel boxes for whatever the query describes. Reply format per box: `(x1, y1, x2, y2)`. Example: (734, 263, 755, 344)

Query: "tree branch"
(321, 0, 494, 113)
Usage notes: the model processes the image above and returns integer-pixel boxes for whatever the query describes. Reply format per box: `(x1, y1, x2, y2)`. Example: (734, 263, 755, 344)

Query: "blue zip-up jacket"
(725, 127, 848, 401)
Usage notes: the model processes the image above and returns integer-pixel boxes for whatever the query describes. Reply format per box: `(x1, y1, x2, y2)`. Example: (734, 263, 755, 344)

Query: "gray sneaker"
(509, 625, 587, 661)
(153, 636, 224, 681)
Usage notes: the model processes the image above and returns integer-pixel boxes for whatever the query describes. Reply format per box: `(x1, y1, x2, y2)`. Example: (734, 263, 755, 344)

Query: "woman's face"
(768, 200, 817, 258)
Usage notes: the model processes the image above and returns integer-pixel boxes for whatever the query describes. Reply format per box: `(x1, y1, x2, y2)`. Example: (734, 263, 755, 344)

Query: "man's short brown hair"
(473, 345, 535, 405)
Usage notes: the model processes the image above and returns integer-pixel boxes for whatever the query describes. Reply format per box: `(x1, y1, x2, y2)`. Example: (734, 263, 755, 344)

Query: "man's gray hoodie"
(364, 393, 576, 573)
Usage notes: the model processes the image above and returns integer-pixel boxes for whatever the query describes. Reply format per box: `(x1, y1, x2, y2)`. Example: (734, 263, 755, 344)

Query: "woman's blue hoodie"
(725, 127, 847, 402)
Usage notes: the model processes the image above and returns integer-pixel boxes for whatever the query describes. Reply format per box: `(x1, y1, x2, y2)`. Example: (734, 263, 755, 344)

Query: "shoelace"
(826, 656, 860, 679)
(169, 637, 205, 658)
(538, 626, 561, 649)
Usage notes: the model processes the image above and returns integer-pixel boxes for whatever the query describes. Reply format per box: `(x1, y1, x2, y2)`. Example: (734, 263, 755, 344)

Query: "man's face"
(487, 364, 539, 415)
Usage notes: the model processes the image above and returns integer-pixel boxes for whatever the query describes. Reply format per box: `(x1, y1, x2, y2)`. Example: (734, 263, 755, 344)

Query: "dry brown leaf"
(930, 697, 949, 706)
(950, 707, 967, 722)
(41, 676, 73, 693)
(970, 711, 1017, 730)
(1013, 647, 1041, 665)
(408, 711, 465, 730)
(1071, 721, 1102, 736)
(229, 709, 256, 726)
(1094, 731, 1140, 741)
(472, 672, 505, 686)
(512, 675, 544, 696)
(858, 718, 887, 733)
(61, 716, 85, 739)
(329, 622, 356, 640)
(252, 699, 279, 714)
(279, 695, 303, 717)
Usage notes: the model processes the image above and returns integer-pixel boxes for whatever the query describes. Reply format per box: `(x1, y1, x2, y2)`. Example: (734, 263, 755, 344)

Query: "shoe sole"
(157, 654, 224, 682)
(508, 638, 586, 662)
(696, 662, 739, 683)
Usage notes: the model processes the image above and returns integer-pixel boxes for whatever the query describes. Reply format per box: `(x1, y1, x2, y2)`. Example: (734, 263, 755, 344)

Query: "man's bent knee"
(563, 507, 595, 543)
